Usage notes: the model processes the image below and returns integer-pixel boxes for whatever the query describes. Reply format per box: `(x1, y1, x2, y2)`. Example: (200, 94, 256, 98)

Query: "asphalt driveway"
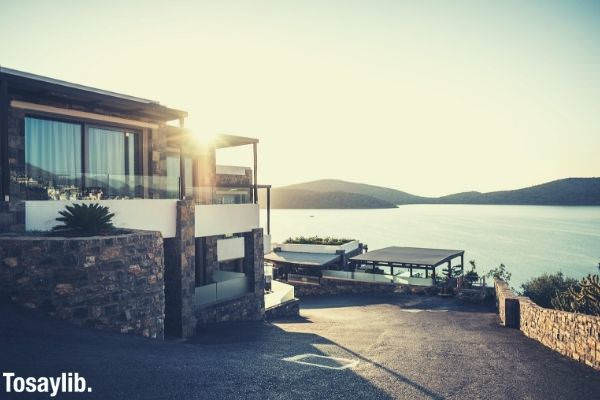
(0, 294, 598, 399)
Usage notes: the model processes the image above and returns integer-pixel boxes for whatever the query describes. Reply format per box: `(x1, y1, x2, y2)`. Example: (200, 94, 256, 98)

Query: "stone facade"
(215, 168, 252, 187)
(195, 293, 264, 326)
(265, 298, 300, 320)
(0, 230, 165, 339)
(164, 200, 196, 338)
(494, 278, 600, 370)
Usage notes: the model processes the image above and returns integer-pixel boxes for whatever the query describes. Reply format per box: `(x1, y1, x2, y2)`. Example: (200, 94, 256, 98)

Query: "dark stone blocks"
(0, 230, 165, 339)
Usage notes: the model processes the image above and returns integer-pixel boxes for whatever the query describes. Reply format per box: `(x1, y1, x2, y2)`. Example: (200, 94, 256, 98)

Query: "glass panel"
(87, 127, 128, 197)
(166, 155, 180, 198)
(24, 117, 82, 200)
(127, 132, 135, 176)
(184, 157, 193, 190)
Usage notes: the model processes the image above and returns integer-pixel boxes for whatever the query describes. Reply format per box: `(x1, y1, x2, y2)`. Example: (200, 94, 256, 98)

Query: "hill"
(436, 178, 600, 205)
(262, 188, 397, 209)
(261, 178, 600, 209)
(281, 179, 432, 204)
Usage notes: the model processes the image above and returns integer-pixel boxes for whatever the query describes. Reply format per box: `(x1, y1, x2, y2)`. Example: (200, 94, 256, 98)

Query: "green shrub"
(463, 260, 480, 285)
(520, 272, 578, 308)
(52, 203, 116, 236)
(283, 236, 355, 246)
(485, 263, 512, 283)
(552, 274, 600, 316)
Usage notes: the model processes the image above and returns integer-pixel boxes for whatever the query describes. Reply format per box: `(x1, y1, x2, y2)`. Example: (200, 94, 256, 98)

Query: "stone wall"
(164, 200, 196, 338)
(494, 278, 600, 370)
(195, 293, 264, 327)
(265, 298, 300, 320)
(289, 277, 397, 297)
(0, 230, 165, 339)
(215, 168, 252, 187)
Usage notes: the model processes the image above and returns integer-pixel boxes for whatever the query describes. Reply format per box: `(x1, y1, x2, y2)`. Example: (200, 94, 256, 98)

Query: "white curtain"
(25, 117, 82, 185)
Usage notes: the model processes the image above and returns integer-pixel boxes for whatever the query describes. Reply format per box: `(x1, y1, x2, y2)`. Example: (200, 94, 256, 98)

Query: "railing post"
(266, 186, 271, 235)
(252, 142, 258, 203)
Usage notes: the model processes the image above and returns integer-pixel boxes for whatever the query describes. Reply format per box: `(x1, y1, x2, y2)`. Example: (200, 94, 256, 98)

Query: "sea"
(260, 205, 600, 288)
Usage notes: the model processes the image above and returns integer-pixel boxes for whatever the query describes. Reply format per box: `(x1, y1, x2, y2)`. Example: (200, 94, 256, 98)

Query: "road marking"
(283, 354, 359, 370)
(400, 309, 449, 313)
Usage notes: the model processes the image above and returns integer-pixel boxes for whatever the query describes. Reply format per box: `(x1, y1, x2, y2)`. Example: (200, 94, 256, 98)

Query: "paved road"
(1, 294, 599, 399)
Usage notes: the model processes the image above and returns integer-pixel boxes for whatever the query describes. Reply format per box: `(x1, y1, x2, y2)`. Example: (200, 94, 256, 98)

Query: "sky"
(1, 0, 599, 196)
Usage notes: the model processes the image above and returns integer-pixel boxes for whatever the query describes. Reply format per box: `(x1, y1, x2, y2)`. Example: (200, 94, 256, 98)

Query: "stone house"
(0, 67, 271, 337)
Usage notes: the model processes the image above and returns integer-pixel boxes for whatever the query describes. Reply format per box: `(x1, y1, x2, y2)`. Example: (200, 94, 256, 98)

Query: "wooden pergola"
(349, 246, 465, 280)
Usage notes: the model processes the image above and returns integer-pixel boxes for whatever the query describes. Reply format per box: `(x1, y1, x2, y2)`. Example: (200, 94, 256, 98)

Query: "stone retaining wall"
(289, 277, 398, 297)
(494, 278, 600, 370)
(0, 230, 165, 339)
(195, 292, 264, 327)
(265, 298, 300, 320)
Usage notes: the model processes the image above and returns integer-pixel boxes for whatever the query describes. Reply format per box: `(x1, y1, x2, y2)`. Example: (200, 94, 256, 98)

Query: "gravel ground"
(1, 294, 599, 399)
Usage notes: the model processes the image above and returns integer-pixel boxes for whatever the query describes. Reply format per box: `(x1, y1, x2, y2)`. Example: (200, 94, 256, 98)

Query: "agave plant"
(52, 203, 116, 236)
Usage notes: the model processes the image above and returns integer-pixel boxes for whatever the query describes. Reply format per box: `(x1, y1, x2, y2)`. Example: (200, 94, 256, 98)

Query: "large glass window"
(23, 117, 138, 200)
(25, 117, 82, 199)
(86, 126, 136, 197)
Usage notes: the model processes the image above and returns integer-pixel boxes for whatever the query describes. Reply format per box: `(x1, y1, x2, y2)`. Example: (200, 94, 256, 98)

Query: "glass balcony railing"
(10, 173, 255, 204)
(184, 186, 253, 205)
(194, 270, 251, 308)
(11, 173, 181, 201)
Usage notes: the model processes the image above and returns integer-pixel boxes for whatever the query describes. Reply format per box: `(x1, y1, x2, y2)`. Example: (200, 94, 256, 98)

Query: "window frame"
(23, 113, 142, 195)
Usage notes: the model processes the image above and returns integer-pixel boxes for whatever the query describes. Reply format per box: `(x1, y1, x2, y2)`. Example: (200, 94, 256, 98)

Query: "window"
(25, 117, 82, 199)
(86, 126, 136, 197)
(24, 116, 139, 200)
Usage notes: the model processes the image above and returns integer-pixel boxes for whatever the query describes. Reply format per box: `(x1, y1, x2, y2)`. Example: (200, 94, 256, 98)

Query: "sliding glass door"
(86, 126, 137, 198)
(23, 116, 139, 200)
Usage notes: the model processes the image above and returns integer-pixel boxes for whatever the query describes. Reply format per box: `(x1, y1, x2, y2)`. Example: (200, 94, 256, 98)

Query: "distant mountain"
(262, 188, 397, 209)
(281, 179, 431, 204)
(436, 178, 600, 205)
(261, 178, 600, 209)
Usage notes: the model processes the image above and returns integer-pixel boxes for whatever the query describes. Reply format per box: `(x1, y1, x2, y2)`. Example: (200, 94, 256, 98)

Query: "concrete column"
(164, 200, 196, 338)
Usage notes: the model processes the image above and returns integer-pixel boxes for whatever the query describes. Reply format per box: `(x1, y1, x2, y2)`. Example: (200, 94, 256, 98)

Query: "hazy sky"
(1, 1, 599, 196)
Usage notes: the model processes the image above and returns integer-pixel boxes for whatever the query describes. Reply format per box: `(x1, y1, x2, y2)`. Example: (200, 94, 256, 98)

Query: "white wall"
(195, 203, 259, 237)
(25, 200, 178, 238)
(263, 234, 272, 255)
(217, 237, 245, 262)
(275, 240, 359, 254)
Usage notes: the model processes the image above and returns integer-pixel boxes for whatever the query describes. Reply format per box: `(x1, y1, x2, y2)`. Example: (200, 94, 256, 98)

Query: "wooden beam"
(10, 100, 159, 129)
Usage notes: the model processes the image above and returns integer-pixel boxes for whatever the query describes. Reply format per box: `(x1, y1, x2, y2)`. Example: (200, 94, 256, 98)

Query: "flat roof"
(214, 134, 259, 149)
(265, 251, 340, 267)
(0, 66, 187, 121)
(350, 246, 464, 267)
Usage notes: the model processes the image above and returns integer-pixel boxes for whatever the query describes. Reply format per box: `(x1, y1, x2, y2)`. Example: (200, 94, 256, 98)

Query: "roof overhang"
(213, 134, 259, 149)
(166, 127, 259, 152)
(350, 246, 464, 268)
(0, 66, 187, 122)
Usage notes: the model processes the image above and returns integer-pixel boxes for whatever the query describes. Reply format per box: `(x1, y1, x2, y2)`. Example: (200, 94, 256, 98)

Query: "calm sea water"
(260, 205, 600, 288)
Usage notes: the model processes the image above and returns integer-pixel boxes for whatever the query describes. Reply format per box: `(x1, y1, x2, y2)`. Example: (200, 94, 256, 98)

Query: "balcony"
(15, 173, 271, 239)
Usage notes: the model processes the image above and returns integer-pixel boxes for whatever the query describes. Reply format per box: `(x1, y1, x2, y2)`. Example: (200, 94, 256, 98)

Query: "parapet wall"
(0, 230, 165, 339)
(494, 278, 600, 370)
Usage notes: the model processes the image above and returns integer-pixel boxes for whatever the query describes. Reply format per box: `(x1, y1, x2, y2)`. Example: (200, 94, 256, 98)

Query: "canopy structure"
(349, 246, 464, 279)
